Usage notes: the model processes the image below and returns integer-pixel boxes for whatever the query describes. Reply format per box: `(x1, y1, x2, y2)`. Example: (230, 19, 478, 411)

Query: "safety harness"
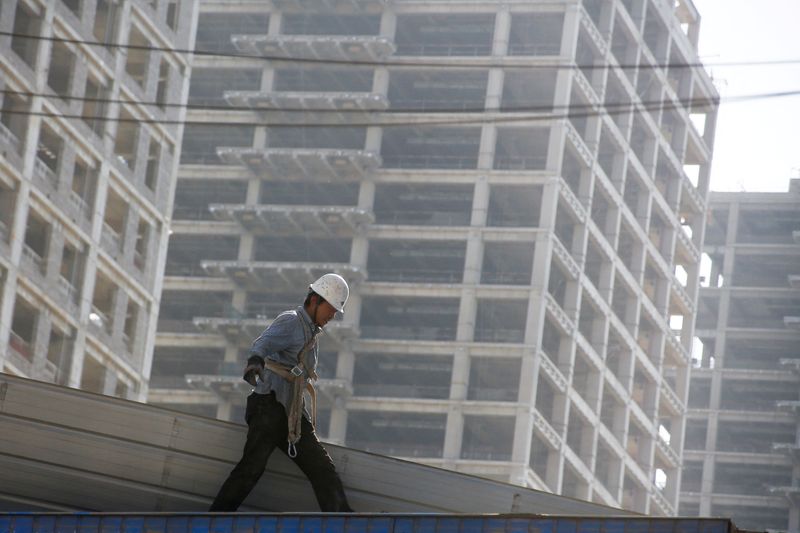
(264, 328, 319, 458)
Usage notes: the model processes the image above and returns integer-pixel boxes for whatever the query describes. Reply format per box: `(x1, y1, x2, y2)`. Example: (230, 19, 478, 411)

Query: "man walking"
(209, 273, 354, 512)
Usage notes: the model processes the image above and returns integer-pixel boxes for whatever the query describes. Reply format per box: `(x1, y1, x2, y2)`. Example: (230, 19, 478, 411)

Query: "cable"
(3, 30, 800, 71)
(2, 90, 796, 129)
(2, 87, 720, 117)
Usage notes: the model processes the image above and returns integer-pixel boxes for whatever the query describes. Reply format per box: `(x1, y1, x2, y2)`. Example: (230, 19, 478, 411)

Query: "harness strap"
(264, 331, 318, 457)
(264, 361, 318, 426)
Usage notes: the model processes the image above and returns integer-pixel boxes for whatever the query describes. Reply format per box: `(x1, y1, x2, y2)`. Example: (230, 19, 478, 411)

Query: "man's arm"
(242, 313, 299, 385)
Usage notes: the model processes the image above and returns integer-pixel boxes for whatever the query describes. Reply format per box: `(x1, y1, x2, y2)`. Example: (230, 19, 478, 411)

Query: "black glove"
(243, 355, 265, 386)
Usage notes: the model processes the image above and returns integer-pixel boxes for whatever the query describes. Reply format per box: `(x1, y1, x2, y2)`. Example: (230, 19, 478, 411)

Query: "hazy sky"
(692, 0, 800, 192)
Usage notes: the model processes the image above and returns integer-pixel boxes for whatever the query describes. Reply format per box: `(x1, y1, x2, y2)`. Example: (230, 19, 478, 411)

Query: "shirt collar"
(297, 306, 321, 336)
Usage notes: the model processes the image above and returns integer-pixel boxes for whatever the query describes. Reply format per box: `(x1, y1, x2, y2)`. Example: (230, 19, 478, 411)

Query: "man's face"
(314, 298, 338, 327)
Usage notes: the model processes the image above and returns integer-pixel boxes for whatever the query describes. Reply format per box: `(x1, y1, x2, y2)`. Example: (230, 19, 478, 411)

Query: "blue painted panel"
(0, 514, 739, 533)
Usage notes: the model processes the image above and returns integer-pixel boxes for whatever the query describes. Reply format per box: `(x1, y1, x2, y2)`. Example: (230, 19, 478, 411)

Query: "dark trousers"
(209, 392, 353, 512)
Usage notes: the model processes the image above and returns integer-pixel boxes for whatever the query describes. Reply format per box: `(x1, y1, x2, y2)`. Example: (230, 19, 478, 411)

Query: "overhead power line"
(2, 89, 798, 129)
(3, 30, 800, 71)
(2, 88, 721, 117)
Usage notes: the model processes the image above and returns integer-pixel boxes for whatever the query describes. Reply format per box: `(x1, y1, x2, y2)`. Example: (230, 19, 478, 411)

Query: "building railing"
(164, 263, 210, 277)
(480, 271, 532, 285)
(460, 449, 512, 461)
(57, 276, 79, 304)
(395, 44, 493, 57)
(180, 152, 224, 165)
(34, 157, 58, 186)
(360, 325, 456, 342)
(473, 328, 525, 344)
(493, 155, 547, 171)
(347, 443, 444, 458)
(367, 269, 463, 284)
(172, 207, 214, 220)
(353, 384, 450, 399)
(390, 99, 486, 112)
(0, 122, 21, 153)
(507, 43, 561, 56)
(467, 388, 518, 402)
(101, 222, 122, 252)
(9, 330, 33, 361)
(374, 209, 471, 226)
(39, 359, 59, 383)
(156, 318, 199, 333)
(382, 154, 478, 170)
(89, 307, 112, 334)
(656, 434, 680, 467)
(149, 375, 194, 389)
(486, 212, 539, 227)
(21, 244, 45, 272)
(133, 250, 146, 272)
(650, 486, 675, 516)
(69, 190, 90, 216)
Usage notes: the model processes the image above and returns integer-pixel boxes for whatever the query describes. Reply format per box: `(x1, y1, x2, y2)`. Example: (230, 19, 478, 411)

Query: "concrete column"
(132, 300, 149, 367)
(462, 235, 484, 287)
(455, 286, 476, 344)
(515, 349, 543, 477)
(267, 11, 282, 35)
(444, 346, 469, 462)
(470, 175, 490, 227)
(365, 125, 382, 154)
(477, 125, 497, 171)
(379, 10, 397, 39)
(216, 400, 233, 422)
(547, 442, 565, 493)
(144, 48, 162, 104)
(484, 69, 505, 112)
(111, 289, 129, 346)
(133, 121, 151, 185)
(511, 405, 533, 483)
(139, 222, 169, 398)
(492, 7, 511, 57)
(67, 223, 103, 388)
(790, 460, 800, 532)
(122, 209, 140, 265)
(44, 223, 65, 284)
(69, 52, 90, 117)
(31, 307, 52, 376)
(103, 366, 118, 396)
(699, 448, 714, 516)
(33, 4, 56, 91)
(520, 348, 542, 407)
(372, 68, 390, 97)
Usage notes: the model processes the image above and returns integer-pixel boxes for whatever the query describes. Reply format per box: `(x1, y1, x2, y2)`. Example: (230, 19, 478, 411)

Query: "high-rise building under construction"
(680, 180, 800, 531)
(150, 0, 718, 516)
(0, 0, 196, 399)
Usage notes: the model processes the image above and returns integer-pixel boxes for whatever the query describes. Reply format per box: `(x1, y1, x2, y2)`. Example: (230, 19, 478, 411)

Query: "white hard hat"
(309, 273, 349, 313)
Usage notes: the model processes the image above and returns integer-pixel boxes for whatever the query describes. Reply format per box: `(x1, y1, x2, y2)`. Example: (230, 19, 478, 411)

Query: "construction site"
(0, 0, 793, 532)
(681, 180, 800, 530)
(152, 0, 715, 518)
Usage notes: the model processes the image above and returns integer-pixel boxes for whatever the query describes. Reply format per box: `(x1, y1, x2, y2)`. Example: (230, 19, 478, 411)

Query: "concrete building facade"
(681, 179, 800, 531)
(150, 0, 718, 515)
(0, 0, 197, 400)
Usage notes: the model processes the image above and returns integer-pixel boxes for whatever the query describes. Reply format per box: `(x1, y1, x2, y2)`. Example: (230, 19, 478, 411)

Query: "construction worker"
(209, 273, 354, 512)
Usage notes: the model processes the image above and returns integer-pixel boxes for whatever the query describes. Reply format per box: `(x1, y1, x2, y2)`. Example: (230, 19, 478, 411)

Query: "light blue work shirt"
(251, 306, 320, 419)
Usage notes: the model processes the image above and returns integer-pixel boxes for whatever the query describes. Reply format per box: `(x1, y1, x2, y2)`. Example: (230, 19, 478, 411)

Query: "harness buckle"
(290, 365, 304, 377)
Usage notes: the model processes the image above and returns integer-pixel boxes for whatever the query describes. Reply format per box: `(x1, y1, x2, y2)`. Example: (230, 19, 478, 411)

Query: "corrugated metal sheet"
(0, 514, 738, 533)
(0, 374, 633, 515)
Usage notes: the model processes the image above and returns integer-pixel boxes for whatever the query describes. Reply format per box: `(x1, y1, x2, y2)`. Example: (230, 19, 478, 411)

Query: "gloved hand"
(243, 355, 265, 386)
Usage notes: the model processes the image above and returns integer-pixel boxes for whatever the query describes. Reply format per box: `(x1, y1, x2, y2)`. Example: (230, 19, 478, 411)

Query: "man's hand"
(243, 355, 265, 386)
